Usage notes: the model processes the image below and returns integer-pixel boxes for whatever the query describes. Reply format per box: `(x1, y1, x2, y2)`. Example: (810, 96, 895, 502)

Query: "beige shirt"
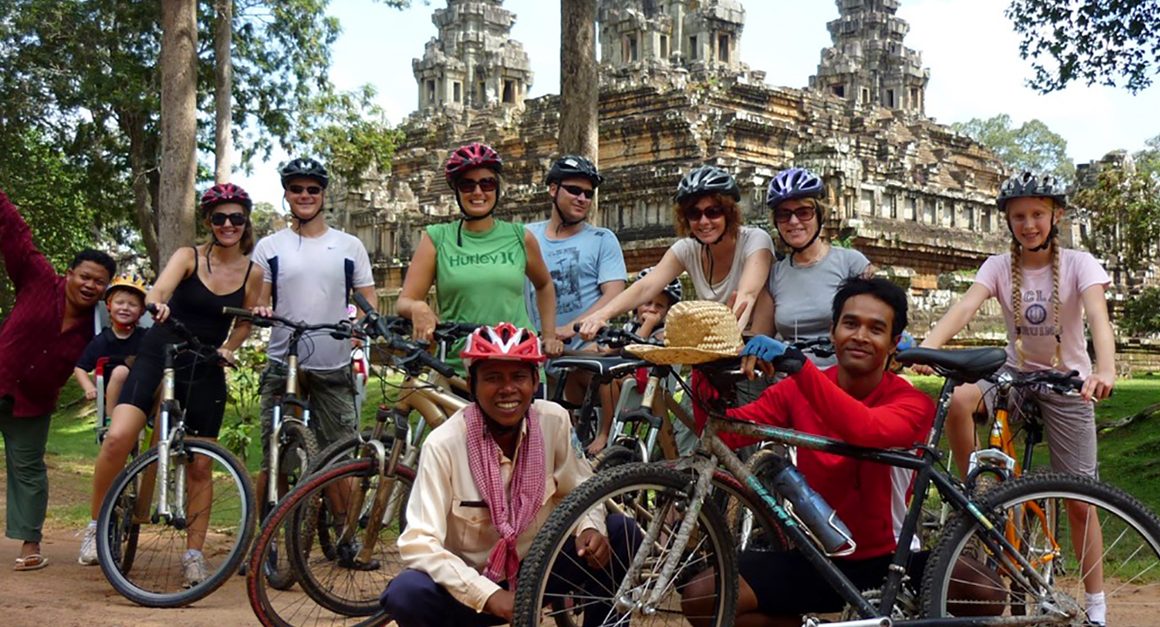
(398, 399, 604, 611)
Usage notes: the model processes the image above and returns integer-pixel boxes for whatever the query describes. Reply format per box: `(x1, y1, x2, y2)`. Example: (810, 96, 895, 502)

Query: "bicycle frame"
(618, 372, 1072, 624)
(266, 328, 312, 508)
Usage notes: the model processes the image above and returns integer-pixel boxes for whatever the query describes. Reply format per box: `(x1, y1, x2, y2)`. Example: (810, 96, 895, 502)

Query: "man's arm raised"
(0, 188, 57, 292)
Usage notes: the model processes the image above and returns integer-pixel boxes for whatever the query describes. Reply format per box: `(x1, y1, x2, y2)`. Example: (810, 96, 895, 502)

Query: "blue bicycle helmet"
(766, 167, 824, 208)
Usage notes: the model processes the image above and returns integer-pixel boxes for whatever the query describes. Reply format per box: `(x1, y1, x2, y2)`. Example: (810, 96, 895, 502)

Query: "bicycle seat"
(550, 355, 646, 379)
(896, 347, 1007, 382)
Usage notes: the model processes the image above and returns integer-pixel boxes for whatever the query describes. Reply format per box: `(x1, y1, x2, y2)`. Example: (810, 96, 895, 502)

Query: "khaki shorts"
(259, 361, 358, 469)
(976, 368, 1098, 478)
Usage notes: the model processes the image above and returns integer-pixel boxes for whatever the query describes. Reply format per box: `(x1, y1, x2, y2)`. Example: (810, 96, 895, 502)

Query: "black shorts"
(738, 549, 928, 616)
(118, 325, 227, 438)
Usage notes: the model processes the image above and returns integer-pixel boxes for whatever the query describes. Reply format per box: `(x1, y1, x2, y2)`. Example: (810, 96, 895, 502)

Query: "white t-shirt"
(670, 226, 774, 303)
(252, 227, 374, 370)
(973, 249, 1110, 378)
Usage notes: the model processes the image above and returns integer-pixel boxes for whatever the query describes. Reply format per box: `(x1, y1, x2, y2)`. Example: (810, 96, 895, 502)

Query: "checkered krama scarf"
(464, 402, 546, 586)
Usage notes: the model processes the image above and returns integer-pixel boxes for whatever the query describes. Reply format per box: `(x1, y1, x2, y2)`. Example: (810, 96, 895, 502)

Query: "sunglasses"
(684, 206, 726, 222)
(210, 212, 247, 227)
(560, 184, 595, 199)
(455, 177, 499, 193)
(288, 184, 323, 195)
(774, 207, 816, 223)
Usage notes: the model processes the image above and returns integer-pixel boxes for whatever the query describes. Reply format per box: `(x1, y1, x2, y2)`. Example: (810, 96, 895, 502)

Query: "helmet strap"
(454, 182, 499, 246)
(551, 188, 586, 236)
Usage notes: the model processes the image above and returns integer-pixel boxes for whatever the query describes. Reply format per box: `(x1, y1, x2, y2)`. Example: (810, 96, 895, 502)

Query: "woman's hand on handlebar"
(410, 302, 439, 343)
(542, 337, 564, 357)
(217, 347, 237, 367)
(149, 302, 171, 323)
(251, 305, 274, 318)
(1083, 368, 1115, 402)
(576, 314, 609, 341)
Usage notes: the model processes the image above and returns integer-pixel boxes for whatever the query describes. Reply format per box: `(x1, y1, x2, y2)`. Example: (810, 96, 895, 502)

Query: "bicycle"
(95, 307, 257, 608)
(510, 346, 1160, 625)
(222, 305, 363, 589)
(246, 294, 474, 626)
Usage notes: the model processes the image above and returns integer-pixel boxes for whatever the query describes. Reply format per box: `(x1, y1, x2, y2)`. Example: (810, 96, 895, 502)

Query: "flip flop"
(14, 553, 49, 571)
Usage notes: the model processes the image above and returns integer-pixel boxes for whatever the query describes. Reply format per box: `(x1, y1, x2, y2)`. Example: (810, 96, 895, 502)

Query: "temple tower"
(809, 0, 929, 114)
(598, 1, 746, 76)
(412, 0, 533, 112)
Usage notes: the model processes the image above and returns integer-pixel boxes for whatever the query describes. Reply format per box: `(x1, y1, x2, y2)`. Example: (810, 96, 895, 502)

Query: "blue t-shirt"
(524, 221, 627, 333)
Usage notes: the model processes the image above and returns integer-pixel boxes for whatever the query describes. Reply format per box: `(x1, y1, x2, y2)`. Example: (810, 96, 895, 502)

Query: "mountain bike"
(222, 305, 363, 589)
(510, 346, 1160, 626)
(95, 308, 256, 608)
(246, 294, 472, 626)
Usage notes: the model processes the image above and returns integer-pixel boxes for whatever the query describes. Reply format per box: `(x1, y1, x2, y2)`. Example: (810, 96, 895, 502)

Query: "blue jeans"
(381, 513, 641, 627)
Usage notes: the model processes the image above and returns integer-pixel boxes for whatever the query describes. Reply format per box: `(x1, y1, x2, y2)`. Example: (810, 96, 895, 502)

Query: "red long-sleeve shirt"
(723, 362, 935, 559)
(0, 190, 96, 417)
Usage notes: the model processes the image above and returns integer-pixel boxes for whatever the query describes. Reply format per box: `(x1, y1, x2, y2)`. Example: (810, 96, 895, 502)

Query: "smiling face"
(208, 202, 249, 247)
(472, 360, 538, 429)
(831, 293, 897, 377)
(106, 289, 145, 327)
(284, 176, 325, 220)
(456, 167, 499, 218)
(774, 198, 820, 249)
(65, 261, 111, 310)
(1005, 196, 1060, 250)
(685, 196, 728, 244)
(550, 176, 595, 223)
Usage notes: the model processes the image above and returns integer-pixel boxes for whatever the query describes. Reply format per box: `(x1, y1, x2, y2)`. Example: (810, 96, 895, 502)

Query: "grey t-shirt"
(770, 246, 870, 341)
(671, 226, 774, 303)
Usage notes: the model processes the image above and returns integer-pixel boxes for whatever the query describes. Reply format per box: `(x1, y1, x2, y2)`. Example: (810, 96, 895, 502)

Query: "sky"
(236, 0, 1160, 207)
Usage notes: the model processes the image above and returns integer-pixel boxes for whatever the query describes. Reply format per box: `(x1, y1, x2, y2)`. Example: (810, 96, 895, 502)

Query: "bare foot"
(586, 434, 608, 456)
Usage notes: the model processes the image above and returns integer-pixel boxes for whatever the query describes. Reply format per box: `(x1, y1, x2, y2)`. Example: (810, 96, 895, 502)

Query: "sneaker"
(78, 524, 98, 565)
(182, 552, 209, 588)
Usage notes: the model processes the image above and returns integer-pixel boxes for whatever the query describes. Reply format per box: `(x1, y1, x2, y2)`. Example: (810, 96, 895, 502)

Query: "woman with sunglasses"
(83, 183, 262, 584)
(765, 167, 872, 366)
(578, 164, 774, 338)
(396, 142, 562, 374)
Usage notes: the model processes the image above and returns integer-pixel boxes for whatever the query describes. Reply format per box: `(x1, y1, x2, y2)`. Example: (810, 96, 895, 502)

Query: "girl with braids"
(919, 171, 1115, 626)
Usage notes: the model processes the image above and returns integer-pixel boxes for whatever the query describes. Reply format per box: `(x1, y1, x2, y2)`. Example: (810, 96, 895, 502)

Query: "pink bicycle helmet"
(199, 182, 253, 214)
(444, 142, 503, 189)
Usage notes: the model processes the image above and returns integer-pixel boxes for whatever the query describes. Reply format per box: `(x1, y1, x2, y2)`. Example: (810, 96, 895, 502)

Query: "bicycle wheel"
(309, 429, 395, 472)
(512, 462, 738, 627)
(264, 421, 319, 591)
(105, 440, 143, 574)
(96, 439, 256, 608)
(593, 443, 641, 472)
(248, 458, 413, 625)
(921, 473, 1160, 624)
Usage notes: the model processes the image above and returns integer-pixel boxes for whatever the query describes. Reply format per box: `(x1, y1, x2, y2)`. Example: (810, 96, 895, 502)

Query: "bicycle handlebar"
(146, 303, 221, 363)
(572, 323, 662, 349)
(351, 293, 458, 380)
(221, 306, 358, 340)
(995, 368, 1085, 394)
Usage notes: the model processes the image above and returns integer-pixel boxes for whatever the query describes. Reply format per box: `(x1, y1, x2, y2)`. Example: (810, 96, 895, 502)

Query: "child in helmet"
(73, 274, 149, 419)
(624, 266, 682, 342)
(919, 170, 1115, 626)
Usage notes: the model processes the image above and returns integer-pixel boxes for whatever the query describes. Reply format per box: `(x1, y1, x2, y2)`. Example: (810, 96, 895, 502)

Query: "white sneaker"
(182, 551, 209, 588)
(78, 524, 98, 565)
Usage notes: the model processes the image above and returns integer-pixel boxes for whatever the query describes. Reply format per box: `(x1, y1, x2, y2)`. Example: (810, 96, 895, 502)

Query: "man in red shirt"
(0, 188, 115, 571)
(684, 276, 935, 625)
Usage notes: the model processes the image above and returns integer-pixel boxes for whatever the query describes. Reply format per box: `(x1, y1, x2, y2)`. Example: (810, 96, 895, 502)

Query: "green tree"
(1075, 157, 1160, 277)
(952, 114, 1075, 181)
(1120, 286, 1160, 337)
(1007, 0, 1160, 93)
(0, 0, 410, 270)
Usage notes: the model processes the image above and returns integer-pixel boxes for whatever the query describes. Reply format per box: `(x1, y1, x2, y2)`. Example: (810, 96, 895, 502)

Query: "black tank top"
(167, 247, 252, 346)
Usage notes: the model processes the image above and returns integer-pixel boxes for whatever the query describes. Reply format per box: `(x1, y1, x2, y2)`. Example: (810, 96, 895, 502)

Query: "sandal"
(14, 553, 49, 571)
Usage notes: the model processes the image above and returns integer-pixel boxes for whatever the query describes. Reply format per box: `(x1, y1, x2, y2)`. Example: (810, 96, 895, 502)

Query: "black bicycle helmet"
(546, 155, 603, 187)
(997, 171, 1068, 211)
(675, 165, 740, 203)
(279, 157, 330, 189)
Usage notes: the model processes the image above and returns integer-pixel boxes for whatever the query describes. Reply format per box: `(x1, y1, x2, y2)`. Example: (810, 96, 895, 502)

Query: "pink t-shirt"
(974, 249, 1110, 378)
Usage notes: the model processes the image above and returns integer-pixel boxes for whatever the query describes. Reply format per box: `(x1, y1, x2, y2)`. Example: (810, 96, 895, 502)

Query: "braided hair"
(1010, 224, 1063, 369)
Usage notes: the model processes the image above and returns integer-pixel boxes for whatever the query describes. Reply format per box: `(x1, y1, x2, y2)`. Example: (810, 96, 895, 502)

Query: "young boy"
(73, 274, 148, 423)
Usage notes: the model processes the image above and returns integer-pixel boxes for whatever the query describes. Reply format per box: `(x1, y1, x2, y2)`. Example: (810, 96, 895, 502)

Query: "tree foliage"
(1075, 142, 1160, 278)
(0, 0, 410, 271)
(1120, 286, 1160, 337)
(1007, 0, 1160, 93)
(952, 113, 1075, 181)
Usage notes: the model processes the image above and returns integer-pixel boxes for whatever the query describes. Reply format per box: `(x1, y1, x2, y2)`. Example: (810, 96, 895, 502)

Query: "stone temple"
(333, 0, 1017, 330)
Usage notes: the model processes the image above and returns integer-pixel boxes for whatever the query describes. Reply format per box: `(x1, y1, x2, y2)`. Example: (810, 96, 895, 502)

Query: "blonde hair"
(1010, 229, 1063, 369)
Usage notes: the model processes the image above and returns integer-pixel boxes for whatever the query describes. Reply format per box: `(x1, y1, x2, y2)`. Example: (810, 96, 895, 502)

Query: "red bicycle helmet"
(445, 142, 503, 189)
(460, 323, 546, 370)
(199, 183, 253, 213)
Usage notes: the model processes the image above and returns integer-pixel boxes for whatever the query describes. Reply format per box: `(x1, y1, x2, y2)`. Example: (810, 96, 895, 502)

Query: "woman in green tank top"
(396, 142, 562, 373)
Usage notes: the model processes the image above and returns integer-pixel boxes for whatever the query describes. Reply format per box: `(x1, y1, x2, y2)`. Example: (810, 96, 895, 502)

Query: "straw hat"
(626, 300, 743, 365)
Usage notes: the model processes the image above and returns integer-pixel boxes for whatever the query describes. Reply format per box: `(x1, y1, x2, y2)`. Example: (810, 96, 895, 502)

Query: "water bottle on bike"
(763, 455, 855, 554)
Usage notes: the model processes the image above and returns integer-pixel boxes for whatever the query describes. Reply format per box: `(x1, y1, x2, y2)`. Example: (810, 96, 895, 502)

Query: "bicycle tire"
(247, 458, 414, 625)
(264, 420, 319, 591)
(96, 439, 256, 608)
(309, 429, 395, 473)
(592, 443, 640, 472)
(921, 472, 1160, 622)
(511, 462, 738, 627)
(108, 440, 143, 574)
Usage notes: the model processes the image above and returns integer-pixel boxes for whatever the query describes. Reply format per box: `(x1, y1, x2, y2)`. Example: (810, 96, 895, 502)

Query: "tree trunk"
(159, 0, 199, 264)
(213, 0, 233, 183)
(558, 0, 599, 220)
